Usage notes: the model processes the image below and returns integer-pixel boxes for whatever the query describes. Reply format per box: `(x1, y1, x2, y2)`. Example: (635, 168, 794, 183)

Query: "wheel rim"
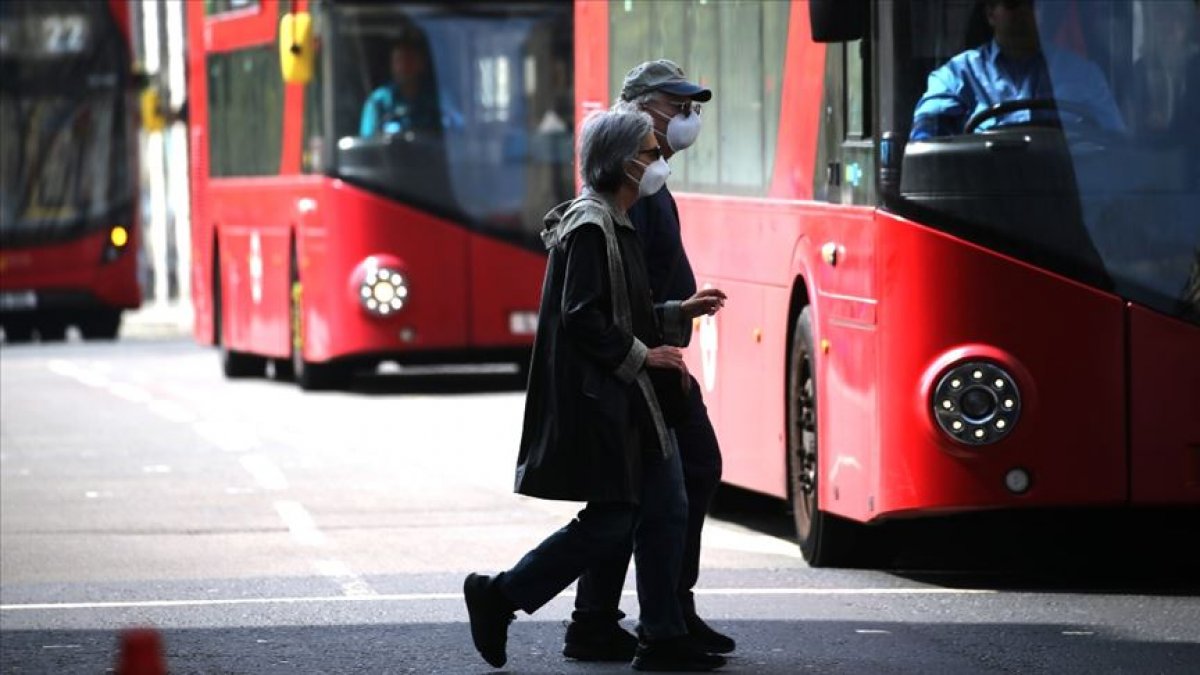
(290, 279, 304, 377)
(792, 344, 818, 541)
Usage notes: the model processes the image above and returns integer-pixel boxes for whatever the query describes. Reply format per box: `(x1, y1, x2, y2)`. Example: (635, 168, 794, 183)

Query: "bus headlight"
(932, 361, 1021, 446)
(358, 266, 409, 317)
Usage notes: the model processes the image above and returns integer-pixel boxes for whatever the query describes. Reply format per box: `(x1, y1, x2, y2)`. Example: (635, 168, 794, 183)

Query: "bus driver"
(359, 38, 442, 137)
(910, 0, 1125, 140)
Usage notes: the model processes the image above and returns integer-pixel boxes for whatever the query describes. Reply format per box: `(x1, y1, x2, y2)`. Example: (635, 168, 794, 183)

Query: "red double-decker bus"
(580, 0, 1200, 565)
(186, 0, 573, 388)
(0, 0, 141, 342)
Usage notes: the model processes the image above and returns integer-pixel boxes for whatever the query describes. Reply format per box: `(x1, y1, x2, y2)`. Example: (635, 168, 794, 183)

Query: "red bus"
(0, 0, 141, 342)
(186, 0, 573, 388)
(579, 0, 1200, 565)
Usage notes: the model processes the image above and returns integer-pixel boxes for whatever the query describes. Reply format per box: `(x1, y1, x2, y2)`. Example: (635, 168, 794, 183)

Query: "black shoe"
(463, 573, 515, 668)
(631, 635, 726, 672)
(563, 620, 638, 661)
(686, 614, 736, 654)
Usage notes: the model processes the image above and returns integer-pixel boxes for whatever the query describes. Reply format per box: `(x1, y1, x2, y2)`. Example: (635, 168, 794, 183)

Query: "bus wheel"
(788, 306, 859, 567)
(290, 272, 346, 391)
(2, 315, 35, 343)
(80, 310, 121, 340)
(214, 273, 263, 378)
(37, 315, 68, 342)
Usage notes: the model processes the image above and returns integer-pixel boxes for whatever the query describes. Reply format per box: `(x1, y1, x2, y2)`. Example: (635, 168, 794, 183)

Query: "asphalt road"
(1, 337, 1198, 674)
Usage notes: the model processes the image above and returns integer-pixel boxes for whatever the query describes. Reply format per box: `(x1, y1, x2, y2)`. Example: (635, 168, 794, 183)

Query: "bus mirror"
(141, 87, 166, 133)
(279, 12, 315, 84)
(809, 0, 868, 43)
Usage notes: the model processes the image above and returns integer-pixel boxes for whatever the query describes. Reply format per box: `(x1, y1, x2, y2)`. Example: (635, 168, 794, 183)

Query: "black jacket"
(514, 191, 689, 504)
(629, 187, 697, 303)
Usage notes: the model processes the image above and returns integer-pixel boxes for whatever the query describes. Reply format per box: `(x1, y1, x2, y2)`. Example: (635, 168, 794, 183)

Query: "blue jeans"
(496, 437, 689, 640)
(577, 380, 722, 620)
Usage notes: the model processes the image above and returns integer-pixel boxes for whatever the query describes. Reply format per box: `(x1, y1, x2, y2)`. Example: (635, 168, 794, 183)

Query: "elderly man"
(562, 59, 737, 664)
(463, 109, 727, 673)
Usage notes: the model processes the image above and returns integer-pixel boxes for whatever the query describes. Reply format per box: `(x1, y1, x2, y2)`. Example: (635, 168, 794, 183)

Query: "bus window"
(890, 0, 1200, 324)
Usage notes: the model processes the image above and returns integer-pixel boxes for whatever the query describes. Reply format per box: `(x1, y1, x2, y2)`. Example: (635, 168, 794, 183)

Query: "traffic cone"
(115, 627, 167, 675)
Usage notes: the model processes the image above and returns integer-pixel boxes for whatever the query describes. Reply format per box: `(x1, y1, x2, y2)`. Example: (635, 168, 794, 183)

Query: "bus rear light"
(358, 265, 409, 318)
(933, 361, 1021, 446)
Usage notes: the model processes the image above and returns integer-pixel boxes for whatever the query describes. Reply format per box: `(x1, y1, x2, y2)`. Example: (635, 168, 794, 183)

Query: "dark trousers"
(575, 377, 723, 622)
(496, 443, 689, 640)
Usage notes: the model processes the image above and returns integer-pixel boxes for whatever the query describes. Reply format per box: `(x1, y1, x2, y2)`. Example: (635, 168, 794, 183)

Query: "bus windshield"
(0, 1, 133, 247)
(892, 0, 1200, 324)
(327, 2, 573, 249)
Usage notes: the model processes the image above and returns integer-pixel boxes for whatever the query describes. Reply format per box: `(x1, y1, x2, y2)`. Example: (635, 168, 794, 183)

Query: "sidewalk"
(121, 302, 193, 339)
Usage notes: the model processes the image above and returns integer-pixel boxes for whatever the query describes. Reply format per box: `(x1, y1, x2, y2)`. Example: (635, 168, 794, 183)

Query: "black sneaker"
(686, 614, 736, 654)
(563, 620, 638, 661)
(631, 635, 726, 672)
(463, 573, 515, 668)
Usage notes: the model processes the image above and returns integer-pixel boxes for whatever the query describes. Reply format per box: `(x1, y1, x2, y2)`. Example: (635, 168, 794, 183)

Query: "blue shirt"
(359, 84, 444, 137)
(910, 40, 1126, 140)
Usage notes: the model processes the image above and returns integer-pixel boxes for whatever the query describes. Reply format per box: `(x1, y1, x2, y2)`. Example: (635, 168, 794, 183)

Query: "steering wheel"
(964, 98, 1100, 134)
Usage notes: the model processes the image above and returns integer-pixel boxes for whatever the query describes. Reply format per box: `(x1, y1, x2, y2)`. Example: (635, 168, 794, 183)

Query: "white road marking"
(856, 629, 892, 634)
(107, 382, 151, 404)
(0, 587, 994, 611)
(702, 523, 804, 558)
(240, 455, 288, 491)
(1062, 631, 1095, 636)
(142, 465, 172, 474)
(47, 359, 108, 388)
(313, 559, 378, 597)
(193, 420, 259, 453)
(148, 399, 198, 424)
(274, 500, 326, 546)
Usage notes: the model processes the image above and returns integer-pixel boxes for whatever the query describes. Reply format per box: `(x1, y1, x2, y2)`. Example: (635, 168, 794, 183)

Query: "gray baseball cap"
(620, 59, 712, 102)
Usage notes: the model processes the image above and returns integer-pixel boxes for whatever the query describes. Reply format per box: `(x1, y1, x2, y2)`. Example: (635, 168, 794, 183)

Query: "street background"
(2, 334, 1198, 674)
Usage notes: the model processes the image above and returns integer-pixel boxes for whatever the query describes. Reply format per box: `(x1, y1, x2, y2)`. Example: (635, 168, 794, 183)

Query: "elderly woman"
(463, 110, 727, 672)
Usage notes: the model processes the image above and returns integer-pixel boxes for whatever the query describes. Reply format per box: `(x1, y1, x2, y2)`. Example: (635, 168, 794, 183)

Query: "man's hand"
(681, 288, 727, 318)
(646, 346, 686, 372)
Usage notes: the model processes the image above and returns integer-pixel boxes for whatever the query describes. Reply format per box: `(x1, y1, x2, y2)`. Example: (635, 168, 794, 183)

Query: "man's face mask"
(649, 100, 703, 152)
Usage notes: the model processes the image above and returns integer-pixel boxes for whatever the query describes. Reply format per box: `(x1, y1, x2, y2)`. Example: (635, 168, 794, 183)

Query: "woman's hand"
(646, 345, 686, 372)
(681, 288, 727, 318)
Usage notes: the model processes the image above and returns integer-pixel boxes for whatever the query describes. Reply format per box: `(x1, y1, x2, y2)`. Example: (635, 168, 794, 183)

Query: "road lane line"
(241, 455, 289, 491)
(274, 500, 327, 546)
(193, 420, 260, 453)
(46, 359, 108, 388)
(147, 399, 198, 424)
(313, 559, 378, 597)
(107, 382, 151, 404)
(0, 588, 994, 611)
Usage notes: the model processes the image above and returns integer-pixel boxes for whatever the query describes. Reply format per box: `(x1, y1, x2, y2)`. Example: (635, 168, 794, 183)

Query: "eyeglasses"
(658, 99, 702, 117)
(636, 146, 663, 161)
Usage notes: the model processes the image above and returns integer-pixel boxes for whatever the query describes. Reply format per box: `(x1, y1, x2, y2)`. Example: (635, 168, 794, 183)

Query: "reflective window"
(206, 45, 284, 177)
(205, 0, 260, 16)
(327, 2, 573, 248)
(0, 0, 132, 245)
(892, 0, 1200, 323)
(609, 0, 789, 196)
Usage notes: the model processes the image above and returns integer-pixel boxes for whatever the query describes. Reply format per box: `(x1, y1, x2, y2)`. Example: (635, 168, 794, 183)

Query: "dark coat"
(514, 191, 690, 504)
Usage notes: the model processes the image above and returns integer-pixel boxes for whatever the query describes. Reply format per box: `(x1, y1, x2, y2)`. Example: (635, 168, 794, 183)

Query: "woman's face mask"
(627, 156, 671, 197)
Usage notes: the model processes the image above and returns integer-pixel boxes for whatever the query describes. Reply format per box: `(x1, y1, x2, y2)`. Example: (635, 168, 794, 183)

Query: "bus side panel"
(186, 0, 213, 345)
(0, 230, 140, 309)
(873, 210, 1127, 517)
(1129, 306, 1200, 505)
(300, 181, 469, 363)
(467, 236, 545, 349)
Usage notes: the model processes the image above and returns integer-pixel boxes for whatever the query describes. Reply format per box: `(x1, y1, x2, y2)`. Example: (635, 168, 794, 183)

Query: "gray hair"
(578, 110, 653, 193)
(611, 91, 660, 114)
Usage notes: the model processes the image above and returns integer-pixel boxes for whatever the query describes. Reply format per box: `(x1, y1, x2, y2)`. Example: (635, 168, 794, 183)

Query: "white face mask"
(626, 157, 671, 197)
(649, 106, 703, 152)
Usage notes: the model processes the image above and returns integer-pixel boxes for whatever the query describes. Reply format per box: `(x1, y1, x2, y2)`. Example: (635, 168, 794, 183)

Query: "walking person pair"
(464, 61, 731, 672)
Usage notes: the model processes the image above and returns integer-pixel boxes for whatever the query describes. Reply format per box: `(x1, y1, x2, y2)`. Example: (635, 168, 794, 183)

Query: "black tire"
(2, 315, 35, 343)
(37, 315, 68, 342)
(787, 306, 862, 567)
(214, 254, 264, 379)
(79, 310, 121, 340)
(290, 260, 346, 391)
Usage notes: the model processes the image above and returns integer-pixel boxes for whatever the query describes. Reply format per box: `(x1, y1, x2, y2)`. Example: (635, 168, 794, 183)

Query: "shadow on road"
(3, 618, 1197, 674)
(709, 485, 1200, 595)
